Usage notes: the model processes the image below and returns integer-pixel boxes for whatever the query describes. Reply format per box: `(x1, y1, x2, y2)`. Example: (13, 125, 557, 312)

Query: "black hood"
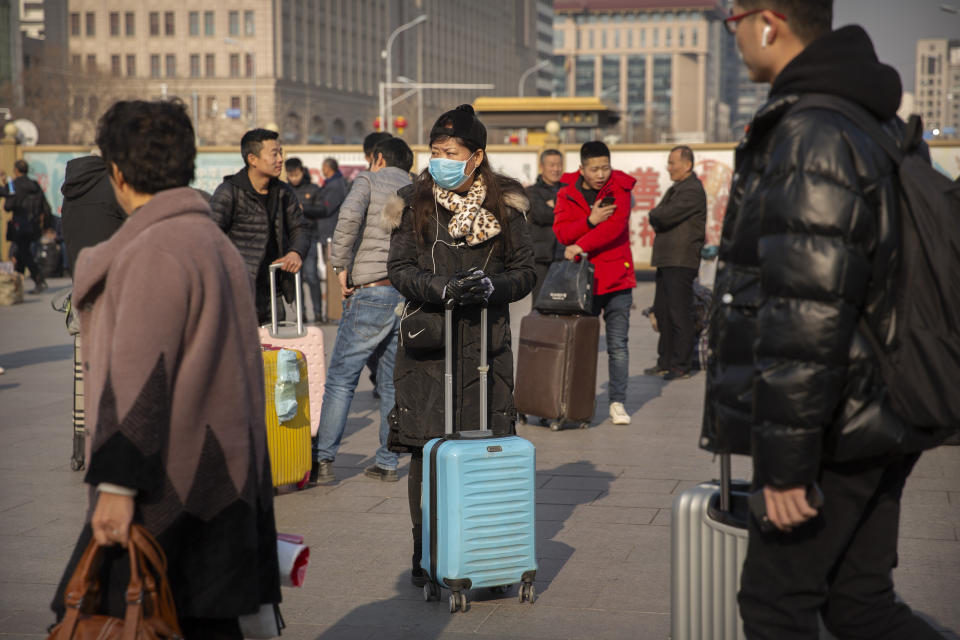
(61, 156, 108, 200)
(770, 25, 902, 121)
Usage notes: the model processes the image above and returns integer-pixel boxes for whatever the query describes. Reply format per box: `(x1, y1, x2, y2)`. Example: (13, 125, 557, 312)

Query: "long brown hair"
(409, 135, 524, 246)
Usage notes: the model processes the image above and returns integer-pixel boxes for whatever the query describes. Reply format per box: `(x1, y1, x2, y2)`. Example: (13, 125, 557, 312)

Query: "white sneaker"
(609, 402, 630, 425)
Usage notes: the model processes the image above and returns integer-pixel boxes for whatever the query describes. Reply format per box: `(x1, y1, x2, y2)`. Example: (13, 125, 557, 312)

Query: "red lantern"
(373, 117, 382, 131)
(509, 133, 520, 145)
(394, 116, 408, 135)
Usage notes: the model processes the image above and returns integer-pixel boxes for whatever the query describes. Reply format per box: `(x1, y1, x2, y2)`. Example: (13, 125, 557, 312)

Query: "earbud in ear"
(761, 25, 772, 48)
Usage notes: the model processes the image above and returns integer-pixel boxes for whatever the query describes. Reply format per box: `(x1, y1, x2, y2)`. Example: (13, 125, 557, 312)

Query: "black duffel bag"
(533, 255, 594, 315)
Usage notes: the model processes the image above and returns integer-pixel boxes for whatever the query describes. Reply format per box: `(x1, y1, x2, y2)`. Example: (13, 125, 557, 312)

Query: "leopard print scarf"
(434, 175, 501, 246)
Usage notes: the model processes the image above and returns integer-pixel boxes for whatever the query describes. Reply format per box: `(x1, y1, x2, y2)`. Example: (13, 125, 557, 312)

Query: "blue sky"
(833, 0, 960, 91)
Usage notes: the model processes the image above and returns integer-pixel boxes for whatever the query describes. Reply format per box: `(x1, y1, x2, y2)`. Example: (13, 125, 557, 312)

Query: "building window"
(602, 56, 620, 103)
(228, 11, 239, 36)
(653, 28, 659, 47)
(231, 96, 242, 110)
(575, 55, 595, 96)
(166, 54, 176, 77)
(86, 12, 95, 36)
(190, 54, 200, 77)
(151, 54, 161, 78)
(70, 13, 80, 36)
(86, 54, 97, 73)
(665, 28, 671, 47)
(73, 96, 84, 120)
(125, 12, 135, 36)
(551, 55, 568, 96)
(204, 11, 214, 36)
(692, 28, 698, 47)
(652, 54, 672, 129)
(126, 54, 136, 77)
(71, 54, 81, 70)
(614, 30, 620, 48)
(149, 12, 159, 36)
(627, 30, 633, 48)
(205, 54, 215, 77)
(245, 53, 254, 77)
(588, 30, 594, 49)
(246, 95, 255, 117)
(206, 96, 217, 119)
(601, 30, 607, 49)
(164, 12, 174, 36)
(244, 10, 255, 36)
(111, 55, 121, 76)
(189, 12, 199, 36)
(627, 55, 646, 112)
(555, 29, 564, 49)
(640, 29, 646, 47)
(88, 95, 99, 119)
(229, 53, 240, 77)
(110, 12, 120, 36)
(678, 29, 684, 47)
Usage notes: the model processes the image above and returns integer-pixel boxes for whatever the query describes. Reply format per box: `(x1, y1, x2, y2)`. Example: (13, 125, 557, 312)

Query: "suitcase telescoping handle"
(719, 452, 731, 513)
(443, 300, 489, 436)
(268, 263, 304, 337)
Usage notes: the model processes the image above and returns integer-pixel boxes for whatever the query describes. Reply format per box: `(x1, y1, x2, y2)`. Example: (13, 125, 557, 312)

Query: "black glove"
(443, 268, 492, 306)
(458, 274, 494, 306)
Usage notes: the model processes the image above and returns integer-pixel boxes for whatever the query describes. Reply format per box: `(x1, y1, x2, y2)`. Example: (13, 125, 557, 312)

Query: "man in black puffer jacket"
(210, 129, 311, 324)
(703, 2, 947, 638)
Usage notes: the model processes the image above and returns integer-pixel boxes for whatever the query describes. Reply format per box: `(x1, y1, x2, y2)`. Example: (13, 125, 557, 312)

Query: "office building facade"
(916, 38, 960, 138)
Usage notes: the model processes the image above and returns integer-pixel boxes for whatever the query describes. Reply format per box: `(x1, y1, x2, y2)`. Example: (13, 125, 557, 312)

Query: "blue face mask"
(429, 153, 475, 190)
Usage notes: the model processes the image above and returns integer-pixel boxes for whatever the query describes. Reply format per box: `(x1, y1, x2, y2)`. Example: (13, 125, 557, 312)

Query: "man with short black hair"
(553, 141, 637, 426)
(311, 136, 414, 484)
(703, 2, 946, 638)
(525, 148, 564, 302)
(1, 159, 50, 293)
(285, 156, 324, 321)
(647, 145, 706, 380)
(363, 131, 393, 169)
(210, 128, 310, 324)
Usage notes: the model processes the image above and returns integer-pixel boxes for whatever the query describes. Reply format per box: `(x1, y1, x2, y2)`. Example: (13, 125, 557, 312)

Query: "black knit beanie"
(429, 104, 487, 150)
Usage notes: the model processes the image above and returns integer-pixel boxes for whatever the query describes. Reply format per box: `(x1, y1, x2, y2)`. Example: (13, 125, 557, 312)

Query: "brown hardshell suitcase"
(514, 311, 600, 430)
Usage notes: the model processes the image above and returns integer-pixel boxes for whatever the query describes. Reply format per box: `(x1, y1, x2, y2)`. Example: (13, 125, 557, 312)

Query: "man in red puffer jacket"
(553, 141, 636, 425)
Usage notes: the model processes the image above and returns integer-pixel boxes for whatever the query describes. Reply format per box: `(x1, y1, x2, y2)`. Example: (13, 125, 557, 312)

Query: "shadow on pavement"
(0, 382, 21, 392)
(0, 343, 73, 369)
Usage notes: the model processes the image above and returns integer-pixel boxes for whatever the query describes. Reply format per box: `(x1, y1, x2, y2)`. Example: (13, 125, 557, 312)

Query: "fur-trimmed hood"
(380, 186, 530, 232)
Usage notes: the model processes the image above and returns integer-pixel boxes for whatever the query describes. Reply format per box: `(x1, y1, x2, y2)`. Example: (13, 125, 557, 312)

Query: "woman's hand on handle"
(91, 491, 135, 547)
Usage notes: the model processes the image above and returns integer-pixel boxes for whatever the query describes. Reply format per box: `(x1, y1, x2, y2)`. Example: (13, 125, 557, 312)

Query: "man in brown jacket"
(647, 145, 707, 380)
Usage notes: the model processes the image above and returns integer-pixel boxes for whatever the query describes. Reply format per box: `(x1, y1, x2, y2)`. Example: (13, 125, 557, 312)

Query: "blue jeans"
(301, 232, 322, 320)
(594, 289, 632, 404)
(313, 285, 403, 469)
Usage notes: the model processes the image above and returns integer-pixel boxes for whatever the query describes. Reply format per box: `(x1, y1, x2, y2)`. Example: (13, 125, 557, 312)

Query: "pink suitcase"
(259, 264, 326, 436)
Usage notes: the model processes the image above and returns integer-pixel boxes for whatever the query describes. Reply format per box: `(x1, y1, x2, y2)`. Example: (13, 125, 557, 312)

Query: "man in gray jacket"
(311, 137, 414, 485)
(647, 145, 706, 380)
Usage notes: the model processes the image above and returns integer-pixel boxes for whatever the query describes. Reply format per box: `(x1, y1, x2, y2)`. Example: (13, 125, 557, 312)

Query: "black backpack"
(794, 95, 960, 437)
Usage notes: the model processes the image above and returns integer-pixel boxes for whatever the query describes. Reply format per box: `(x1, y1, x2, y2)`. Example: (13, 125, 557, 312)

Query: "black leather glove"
(443, 269, 492, 306)
(458, 275, 494, 306)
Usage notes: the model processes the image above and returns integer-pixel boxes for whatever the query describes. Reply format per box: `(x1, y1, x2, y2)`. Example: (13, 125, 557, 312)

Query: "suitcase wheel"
(448, 591, 467, 613)
(70, 457, 84, 471)
(518, 582, 535, 604)
(423, 582, 441, 602)
(538, 417, 549, 427)
(517, 413, 527, 426)
(549, 421, 562, 432)
(578, 421, 590, 430)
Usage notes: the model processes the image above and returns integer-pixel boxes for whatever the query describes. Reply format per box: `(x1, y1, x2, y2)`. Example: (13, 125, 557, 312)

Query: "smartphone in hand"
(600, 196, 615, 206)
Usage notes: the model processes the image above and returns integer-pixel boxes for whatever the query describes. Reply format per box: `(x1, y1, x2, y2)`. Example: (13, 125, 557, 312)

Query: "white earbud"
(761, 25, 772, 48)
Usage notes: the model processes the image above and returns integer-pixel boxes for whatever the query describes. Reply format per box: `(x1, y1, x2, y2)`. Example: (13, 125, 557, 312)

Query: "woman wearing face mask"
(385, 104, 536, 586)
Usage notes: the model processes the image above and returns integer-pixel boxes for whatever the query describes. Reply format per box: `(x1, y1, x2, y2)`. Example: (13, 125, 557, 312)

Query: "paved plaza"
(1, 278, 958, 639)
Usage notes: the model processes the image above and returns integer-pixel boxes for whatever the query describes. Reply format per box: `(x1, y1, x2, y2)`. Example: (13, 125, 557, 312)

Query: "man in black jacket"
(524, 149, 564, 302)
(1, 160, 50, 293)
(210, 128, 311, 324)
(647, 145, 705, 380)
(285, 157, 323, 321)
(60, 156, 127, 275)
(704, 2, 946, 638)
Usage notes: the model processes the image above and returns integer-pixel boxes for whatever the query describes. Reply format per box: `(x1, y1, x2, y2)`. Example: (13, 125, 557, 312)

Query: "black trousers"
(739, 454, 943, 640)
(13, 235, 44, 285)
(653, 266, 697, 371)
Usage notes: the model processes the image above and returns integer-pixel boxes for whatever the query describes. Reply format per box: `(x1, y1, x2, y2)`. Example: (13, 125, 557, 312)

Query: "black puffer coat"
(209, 169, 311, 298)
(60, 156, 126, 274)
(701, 26, 944, 488)
(525, 176, 560, 263)
(386, 183, 536, 453)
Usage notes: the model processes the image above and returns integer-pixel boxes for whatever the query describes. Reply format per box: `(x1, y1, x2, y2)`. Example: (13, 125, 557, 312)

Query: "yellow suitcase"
(263, 347, 312, 489)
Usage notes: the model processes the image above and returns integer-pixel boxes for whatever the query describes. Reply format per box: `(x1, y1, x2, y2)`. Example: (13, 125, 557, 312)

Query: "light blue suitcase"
(420, 304, 538, 613)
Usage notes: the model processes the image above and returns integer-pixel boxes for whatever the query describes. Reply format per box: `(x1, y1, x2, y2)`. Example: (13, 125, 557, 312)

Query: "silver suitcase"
(671, 454, 750, 640)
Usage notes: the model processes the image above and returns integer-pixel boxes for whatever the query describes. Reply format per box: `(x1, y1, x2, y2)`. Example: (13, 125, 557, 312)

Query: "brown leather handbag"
(48, 525, 183, 640)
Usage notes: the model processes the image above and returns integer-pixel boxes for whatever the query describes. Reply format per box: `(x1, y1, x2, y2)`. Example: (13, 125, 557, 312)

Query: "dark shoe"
(411, 567, 428, 587)
(28, 281, 48, 294)
(364, 464, 398, 482)
(663, 368, 692, 381)
(310, 459, 336, 485)
(643, 366, 668, 377)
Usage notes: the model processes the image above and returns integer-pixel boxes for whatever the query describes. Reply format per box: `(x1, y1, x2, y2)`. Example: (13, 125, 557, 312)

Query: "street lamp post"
(396, 76, 423, 144)
(224, 37, 255, 127)
(383, 81, 496, 144)
(518, 59, 551, 97)
(381, 14, 428, 134)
